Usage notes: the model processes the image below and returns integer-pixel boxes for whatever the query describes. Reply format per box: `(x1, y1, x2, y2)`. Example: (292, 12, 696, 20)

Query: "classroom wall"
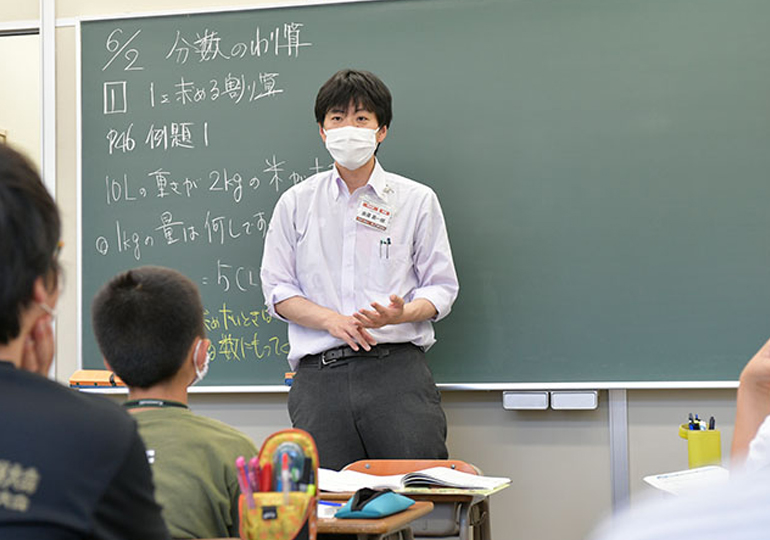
(0, 34, 41, 170)
(0, 2, 37, 22)
(1, 2, 744, 539)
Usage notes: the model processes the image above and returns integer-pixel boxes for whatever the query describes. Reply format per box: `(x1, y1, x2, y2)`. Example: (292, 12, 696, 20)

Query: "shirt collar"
(330, 168, 345, 201)
(124, 398, 189, 410)
(367, 161, 391, 203)
(329, 159, 392, 204)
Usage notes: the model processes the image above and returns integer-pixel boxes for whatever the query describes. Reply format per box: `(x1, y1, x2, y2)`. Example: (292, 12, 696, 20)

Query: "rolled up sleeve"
(410, 191, 459, 321)
(260, 192, 304, 321)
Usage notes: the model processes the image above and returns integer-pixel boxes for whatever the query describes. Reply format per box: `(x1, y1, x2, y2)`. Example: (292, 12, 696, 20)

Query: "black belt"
(300, 343, 419, 368)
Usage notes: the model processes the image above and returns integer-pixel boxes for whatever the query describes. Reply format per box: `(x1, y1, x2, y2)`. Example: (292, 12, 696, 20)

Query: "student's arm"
(276, 296, 376, 351)
(91, 427, 170, 540)
(732, 337, 770, 462)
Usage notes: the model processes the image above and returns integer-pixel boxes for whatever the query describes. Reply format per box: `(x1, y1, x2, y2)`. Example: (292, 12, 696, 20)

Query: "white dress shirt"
(590, 465, 770, 540)
(745, 414, 770, 473)
(260, 160, 459, 369)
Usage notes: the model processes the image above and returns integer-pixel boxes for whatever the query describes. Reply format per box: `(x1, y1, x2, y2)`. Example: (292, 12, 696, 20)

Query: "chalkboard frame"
(76, 0, 770, 390)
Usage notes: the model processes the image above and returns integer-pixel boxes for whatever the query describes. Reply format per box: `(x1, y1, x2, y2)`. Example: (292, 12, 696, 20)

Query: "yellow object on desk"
(69, 369, 125, 388)
(679, 423, 721, 468)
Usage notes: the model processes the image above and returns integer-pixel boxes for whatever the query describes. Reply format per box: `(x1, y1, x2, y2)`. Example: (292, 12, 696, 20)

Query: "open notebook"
(643, 466, 729, 496)
(319, 466, 511, 493)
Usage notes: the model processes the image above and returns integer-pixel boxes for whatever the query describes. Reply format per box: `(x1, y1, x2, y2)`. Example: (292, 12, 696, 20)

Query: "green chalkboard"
(81, 0, 770, 386)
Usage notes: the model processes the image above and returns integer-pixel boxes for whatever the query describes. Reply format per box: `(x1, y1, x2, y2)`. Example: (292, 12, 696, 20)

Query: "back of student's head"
(0, 144, 61, 345)
(92, 266, 205, 388)
(314, 69, 393, 128)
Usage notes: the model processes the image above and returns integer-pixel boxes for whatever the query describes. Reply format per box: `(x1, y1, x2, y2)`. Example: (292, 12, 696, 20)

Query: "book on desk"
(319, 466, 510, 493)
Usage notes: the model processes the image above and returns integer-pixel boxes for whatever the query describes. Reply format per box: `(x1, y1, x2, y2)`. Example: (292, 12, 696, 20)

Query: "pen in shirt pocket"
(379, 238, 391, 259)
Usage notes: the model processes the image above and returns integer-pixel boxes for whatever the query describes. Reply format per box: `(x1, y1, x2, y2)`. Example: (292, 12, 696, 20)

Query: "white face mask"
(191, 339, 210, 386)
(324, 126, 380, 171)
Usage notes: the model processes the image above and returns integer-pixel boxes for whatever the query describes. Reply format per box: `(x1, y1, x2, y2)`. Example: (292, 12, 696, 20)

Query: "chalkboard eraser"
(502, 391, 549, 410)
(550, 391, 598, 410)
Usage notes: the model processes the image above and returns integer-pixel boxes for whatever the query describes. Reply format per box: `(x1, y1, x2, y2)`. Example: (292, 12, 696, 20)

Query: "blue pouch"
(335, 488, 415, 519)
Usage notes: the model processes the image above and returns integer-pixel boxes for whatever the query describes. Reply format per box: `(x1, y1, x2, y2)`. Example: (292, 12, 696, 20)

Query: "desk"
(322, 486, 507, 540)
(317, 500, 434, 540)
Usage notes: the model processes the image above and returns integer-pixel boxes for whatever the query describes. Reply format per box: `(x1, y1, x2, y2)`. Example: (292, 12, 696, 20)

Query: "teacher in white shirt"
(260, 69, 459, 470)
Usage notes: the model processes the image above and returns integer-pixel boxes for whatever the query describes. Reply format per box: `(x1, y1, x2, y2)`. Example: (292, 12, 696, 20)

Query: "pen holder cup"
(679, 424, 721, 469)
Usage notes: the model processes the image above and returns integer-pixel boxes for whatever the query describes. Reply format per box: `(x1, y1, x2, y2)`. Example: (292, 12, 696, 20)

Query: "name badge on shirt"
(355, 198, 393, 231)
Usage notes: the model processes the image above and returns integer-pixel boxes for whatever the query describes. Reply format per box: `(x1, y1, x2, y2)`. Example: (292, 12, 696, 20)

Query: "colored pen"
(260, 462, 272, 492)
(281, 453, 290, 505)
(298, 457, 313, 493)
(248, 457, 260, 492)
(688, 413, 695, 430)
(235, 456, 255, 509)
(709, 416, 716, 430)
(307, 467, 316, 496)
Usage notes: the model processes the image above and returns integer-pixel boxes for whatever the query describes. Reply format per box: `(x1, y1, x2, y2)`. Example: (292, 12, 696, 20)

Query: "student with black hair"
(0, 143, 170, 539)
(261, 69, 460, 470)
(92, 265, 258, 539)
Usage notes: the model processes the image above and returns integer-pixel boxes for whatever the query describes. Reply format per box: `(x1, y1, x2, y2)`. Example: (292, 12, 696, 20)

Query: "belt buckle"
(320, 350, 337, 366)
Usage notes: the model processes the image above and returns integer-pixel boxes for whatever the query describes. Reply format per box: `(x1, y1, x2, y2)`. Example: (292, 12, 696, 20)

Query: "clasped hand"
(327, 295, 405, 352)
(353, 294, 405, 329)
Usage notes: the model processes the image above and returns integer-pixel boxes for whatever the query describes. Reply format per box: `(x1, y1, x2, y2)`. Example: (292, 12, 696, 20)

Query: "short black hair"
(0, 144, 61, 345)
(314, 69, 393, 128)
(91, 266, 205, 388)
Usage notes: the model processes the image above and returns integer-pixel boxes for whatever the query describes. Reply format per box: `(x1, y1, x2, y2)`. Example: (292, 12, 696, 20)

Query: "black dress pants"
(288, 343, 448, 470)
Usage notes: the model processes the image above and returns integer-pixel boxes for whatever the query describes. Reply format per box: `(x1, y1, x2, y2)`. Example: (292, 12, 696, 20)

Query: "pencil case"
(239, 428, 318, 540)
(335, 488, 414, 519)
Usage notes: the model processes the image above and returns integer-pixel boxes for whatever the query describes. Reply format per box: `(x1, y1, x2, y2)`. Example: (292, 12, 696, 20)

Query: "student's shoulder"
(12, 368, 127, 417)
(591, 467, 770, 540)
(187, 413, 258, 452)
(10, 368, 138, 445)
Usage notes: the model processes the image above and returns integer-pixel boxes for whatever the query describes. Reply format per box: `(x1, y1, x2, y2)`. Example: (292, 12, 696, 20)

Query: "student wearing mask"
(261, 69, 460, 470)
(0, 143, 169, 539)
(91, 265, 258, 539)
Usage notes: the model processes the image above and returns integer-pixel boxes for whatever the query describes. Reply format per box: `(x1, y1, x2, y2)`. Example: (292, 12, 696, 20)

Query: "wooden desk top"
(317, 500, 434, 535)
